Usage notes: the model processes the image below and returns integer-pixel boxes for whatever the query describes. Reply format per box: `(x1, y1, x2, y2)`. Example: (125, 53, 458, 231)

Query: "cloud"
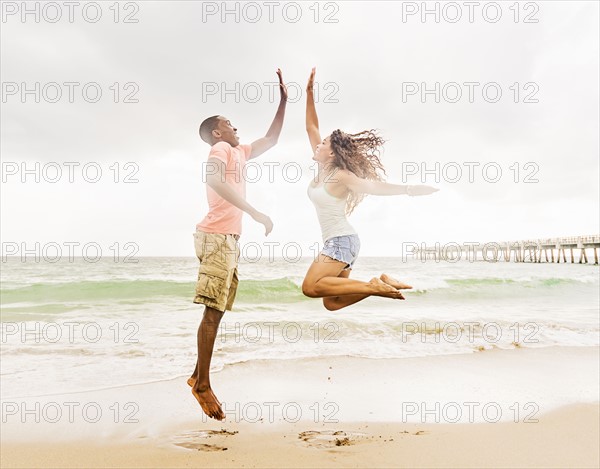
(1, 1, 598, 255)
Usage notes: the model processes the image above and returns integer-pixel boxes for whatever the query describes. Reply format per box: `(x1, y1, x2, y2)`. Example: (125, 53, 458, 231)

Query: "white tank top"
(307, 182, 357, 242)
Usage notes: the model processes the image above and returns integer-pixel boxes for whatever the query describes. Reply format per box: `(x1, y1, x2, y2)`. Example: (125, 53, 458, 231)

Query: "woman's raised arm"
(306, 67, 322, 153)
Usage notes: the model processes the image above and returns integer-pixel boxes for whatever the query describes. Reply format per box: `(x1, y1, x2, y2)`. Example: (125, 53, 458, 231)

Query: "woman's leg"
(322, 269, 371, 311)
(322, 271, 413, 311)
(302, 254, 404, 299)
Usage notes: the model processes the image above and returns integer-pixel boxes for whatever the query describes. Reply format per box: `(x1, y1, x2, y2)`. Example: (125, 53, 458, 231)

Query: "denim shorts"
(321, 234, 361, 271)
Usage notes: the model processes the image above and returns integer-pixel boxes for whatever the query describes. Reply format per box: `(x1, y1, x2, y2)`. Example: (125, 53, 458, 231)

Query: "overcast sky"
(1, 1, 598, 257)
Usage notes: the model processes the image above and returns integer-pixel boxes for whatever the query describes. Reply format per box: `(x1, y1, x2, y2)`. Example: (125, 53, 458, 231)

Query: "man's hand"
(306, 67, 316, 93)
(276, 68, 287, 101)
(408, 185, 440, 196)
(251, 210, 273, 236)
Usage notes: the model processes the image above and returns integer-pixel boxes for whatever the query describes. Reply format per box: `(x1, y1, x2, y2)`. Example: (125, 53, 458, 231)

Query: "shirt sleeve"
(208, 141, 231, 164)
(240, 144, 252, 161)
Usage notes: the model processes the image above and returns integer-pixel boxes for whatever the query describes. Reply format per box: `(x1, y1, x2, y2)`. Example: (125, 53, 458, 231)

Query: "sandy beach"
(1, 402, 599, 469)
(2, 345, 598, 468)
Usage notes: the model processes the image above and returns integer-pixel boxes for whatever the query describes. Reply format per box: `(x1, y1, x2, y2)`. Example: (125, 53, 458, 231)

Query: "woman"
(301, 68, 439, 311)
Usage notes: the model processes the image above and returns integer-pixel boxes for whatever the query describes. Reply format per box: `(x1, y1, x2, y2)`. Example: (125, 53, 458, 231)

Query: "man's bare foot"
(192, 385, 225, 420)
(188, 377, 221, 405)
(380, 274, 413, 290)
(369, 277, 405, 299)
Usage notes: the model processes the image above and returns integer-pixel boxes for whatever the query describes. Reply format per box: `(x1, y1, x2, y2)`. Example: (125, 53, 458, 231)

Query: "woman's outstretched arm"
(306, 67, 322, 153)
(335, 169, 439, 196)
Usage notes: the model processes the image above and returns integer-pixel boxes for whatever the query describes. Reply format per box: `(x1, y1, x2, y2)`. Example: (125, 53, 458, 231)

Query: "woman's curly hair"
(329, 129, 387, 215)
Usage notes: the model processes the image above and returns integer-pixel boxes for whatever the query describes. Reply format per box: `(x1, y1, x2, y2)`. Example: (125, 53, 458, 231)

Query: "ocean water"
(1, 256, 599, 397)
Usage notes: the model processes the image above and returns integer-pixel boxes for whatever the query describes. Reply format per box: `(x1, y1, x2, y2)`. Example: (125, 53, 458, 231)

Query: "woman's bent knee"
(302, 282, 318, 298)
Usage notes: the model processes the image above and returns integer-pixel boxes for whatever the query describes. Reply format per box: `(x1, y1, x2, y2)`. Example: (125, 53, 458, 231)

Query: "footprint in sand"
(399, 430, 429, 436)
(172, 429, 238, 451)
(175, 442, 227, 451)
(298, 430, 368, 448)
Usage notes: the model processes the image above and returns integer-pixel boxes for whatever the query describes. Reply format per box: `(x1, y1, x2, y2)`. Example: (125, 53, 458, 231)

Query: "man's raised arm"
(249, 68, 288, 159)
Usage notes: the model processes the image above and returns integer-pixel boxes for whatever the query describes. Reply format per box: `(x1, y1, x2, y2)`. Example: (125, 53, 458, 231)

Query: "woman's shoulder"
(331, 168, 358, 184)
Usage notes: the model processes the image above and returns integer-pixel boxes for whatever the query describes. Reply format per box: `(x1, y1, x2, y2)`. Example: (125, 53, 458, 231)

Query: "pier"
(415, 235, 600, 264)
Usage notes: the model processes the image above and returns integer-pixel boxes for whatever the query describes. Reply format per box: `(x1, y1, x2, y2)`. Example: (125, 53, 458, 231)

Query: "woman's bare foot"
(192, 384, 225, 421)
(369, 277, 405, 299)
(188, 377, 221, 405)
(380, 274, 413, 290)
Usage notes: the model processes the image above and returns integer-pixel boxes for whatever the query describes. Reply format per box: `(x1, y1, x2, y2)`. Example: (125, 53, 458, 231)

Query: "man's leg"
(190, 232, 239, 420)
(191, 305, 225, 420)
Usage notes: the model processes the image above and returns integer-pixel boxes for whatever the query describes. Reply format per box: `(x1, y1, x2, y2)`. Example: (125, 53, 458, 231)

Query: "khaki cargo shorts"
(193, 231, 240, 312)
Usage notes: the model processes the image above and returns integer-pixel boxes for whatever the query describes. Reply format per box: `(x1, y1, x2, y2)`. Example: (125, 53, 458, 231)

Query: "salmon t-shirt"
(196, 141, 252, 236)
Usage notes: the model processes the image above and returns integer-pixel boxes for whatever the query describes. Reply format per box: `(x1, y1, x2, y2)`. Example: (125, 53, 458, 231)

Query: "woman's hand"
(276, 68, 287, 101)
(407, 185, 439, 196)
(306, 67, 316, 93)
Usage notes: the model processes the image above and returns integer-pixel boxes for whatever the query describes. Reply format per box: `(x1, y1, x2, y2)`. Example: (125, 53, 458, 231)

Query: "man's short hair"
(199, 115, 221, 144)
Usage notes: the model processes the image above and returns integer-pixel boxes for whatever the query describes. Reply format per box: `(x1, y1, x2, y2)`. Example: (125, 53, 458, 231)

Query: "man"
(190, 69, 287, 420)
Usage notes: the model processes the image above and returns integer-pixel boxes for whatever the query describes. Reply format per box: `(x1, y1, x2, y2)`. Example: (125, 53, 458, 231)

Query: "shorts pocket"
(193, 232, 205, 259)
(196, 265, 227, 300)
